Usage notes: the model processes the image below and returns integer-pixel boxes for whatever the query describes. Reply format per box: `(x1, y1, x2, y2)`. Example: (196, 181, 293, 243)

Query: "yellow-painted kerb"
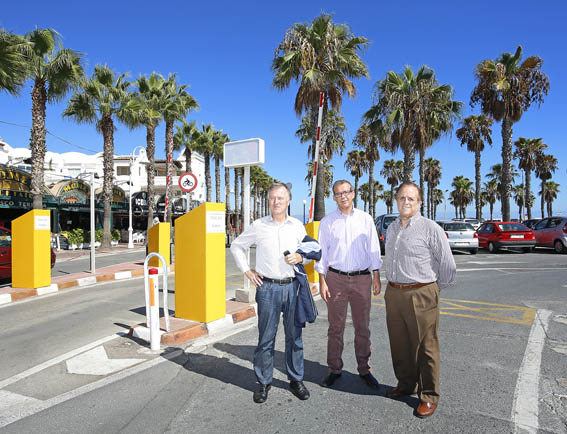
(372, 296, 536, 326)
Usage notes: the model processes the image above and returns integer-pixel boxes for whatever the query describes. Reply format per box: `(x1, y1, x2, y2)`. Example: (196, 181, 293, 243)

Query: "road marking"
(512, 309, 552, 434)
(468, 261, 524, 264)
(66, 346, 143, 376)
(458, 267, 567, 272)
(372, 297, 536, 325)
(0, 390, 42, 418)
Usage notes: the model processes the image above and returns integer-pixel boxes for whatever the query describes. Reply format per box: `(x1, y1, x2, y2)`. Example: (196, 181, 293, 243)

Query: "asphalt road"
(0, 249, 566, 433)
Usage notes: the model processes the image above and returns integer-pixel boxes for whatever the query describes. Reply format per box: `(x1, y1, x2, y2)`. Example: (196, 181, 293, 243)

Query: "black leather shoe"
(289, 380, 310, 400)
(359, 372, 380, 388)
(320, 372, 342, 388)
(253, 384, 271, 403)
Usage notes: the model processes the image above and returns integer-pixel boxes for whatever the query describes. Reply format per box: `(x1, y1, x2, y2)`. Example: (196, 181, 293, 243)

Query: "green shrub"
(111, 229, 121, 241)
(95, 229, 103, 242)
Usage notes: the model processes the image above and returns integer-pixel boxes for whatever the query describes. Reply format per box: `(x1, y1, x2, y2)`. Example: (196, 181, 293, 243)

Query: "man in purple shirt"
(315, 180, 382, 389)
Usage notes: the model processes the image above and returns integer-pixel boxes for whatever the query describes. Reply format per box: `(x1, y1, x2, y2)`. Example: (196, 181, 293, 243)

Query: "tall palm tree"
(306, 160, 333, 199)
(514, 137, 547, 220)
(211, 129, 228, 203)
(344, 150, 366, 208)
(63, 65, 138, 247)
(370, 180, 384, 217)
(173, 119, 198, 172)
(482, 179, 499, 221)
(364, 65, 461, 183)
(272, 13, 369, 220)
(381, 190, 393, 215)
(0, 30, 27, 94)
(134, 72, 167, 229)
(380, 159, 403, 213)
(456, 114, 493, 219)
(353, 123, 381, 218)
(161, 74, 198, 222)
(535, 153, 558, 219)
(424, 158, 442, 219)
(541, 181, 559, 217)
(486, 163, 519, 202)
(513, 184, 525, 220)
(432, 188, 444, 220)
(359, 182, 369, 213)
(193, 123, 214, 202)
(451, 175, 474, 218)
(471, 45, 550, 221)
(23, 29, 84, 209)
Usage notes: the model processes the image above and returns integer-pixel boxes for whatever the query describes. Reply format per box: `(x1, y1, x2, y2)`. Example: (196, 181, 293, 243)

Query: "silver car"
(533, 217, 567, 253)
(438, 221, 479, 254)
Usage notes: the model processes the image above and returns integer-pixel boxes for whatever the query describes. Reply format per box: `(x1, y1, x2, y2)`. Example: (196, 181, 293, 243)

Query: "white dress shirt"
(315, 208, 382, 275)
(230, 215, 307, 279)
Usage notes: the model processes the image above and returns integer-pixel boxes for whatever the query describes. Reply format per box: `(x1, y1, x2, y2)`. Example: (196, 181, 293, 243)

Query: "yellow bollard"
(304, 221, 320, 284)
(175, 203, 226, 323)
(147, 223, 171, 267)
(12, 209, 51, 289)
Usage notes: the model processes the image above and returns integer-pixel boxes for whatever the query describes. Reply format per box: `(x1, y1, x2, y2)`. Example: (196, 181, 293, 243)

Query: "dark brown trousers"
(384, 282, 440, 404)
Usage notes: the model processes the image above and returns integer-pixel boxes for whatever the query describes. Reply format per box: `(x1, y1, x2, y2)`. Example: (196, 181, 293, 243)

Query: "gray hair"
(268, 182, 292, 200)
(332, 179, 352, 194)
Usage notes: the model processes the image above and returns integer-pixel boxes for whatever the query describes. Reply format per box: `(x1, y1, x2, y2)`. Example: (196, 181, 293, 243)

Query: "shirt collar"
(397, 212, 422, 228)
(268, 214, 291, 225)
(335, 208, 355, 218)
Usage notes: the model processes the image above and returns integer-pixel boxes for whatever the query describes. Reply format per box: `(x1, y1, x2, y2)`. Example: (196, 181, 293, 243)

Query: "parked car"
(0, 227, 56, 280)
(522, 219, 541, 230)
(375, 213, 399, 254)
(476, 222, 536, 253)
(438, 221, 478, 254)
(533, 216, 567, 253)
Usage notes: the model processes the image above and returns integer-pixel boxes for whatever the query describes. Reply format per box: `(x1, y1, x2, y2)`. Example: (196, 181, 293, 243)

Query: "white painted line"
(0, 333, 123, 389)
(458, 267, 567, 272)
(114, 271, 132, 280)
(36, 284, 59, 296)
(0, 294, 11, 305)
(0, 390, 42, 418)
(77, 276, 97, 286)
(66, 346, 143, 376)
(511, 309, 552, 434)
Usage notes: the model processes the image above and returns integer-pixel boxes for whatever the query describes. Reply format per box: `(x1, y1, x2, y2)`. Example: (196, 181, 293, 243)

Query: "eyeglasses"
(397, 196, 418, 203)
(334, 190, 353, 198)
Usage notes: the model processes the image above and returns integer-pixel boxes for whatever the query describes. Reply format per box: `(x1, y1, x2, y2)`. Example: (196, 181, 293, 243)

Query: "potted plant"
(111, 229, 121, 246)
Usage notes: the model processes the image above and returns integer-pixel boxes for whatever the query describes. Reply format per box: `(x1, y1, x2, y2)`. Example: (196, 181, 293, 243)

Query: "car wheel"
(554, 240, 566, 254)
(488, 242, 498, 253)
(470, 249, 478, 255)
(523, 247, 533, 253)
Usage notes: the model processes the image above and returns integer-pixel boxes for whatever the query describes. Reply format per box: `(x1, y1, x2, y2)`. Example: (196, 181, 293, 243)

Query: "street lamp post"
(90, 172, 95, 273)
(128, 147, 145, 249)
(302, 199, 306, 224)
(443, 189, 449, 220)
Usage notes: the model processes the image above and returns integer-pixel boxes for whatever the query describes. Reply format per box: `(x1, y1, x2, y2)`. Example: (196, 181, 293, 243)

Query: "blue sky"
(1, 0, 565, 219)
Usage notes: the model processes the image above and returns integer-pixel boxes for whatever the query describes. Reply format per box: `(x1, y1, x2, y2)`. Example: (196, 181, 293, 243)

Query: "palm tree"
(514, 137, 547, 220)
(161, 74, 198, 222)
(471, 46, 550, 221)
(456, 114, 493, 219)
(272, 13, 369, 220)
(513, 184, 525, 220)
(306, 160, 333, 199)
(173, 119, 198, 172)
(432, 188, 444, 220)
(380, 159, 403, 213)
(370, 180, 384, 217)
(344, 150, 366, 208)
(482, 179, 499, 221)
(233, 167, 241, 234)
(23, 29, 84, 209)
(424, 158, 442, 219)
(486, 163, 519, 201)
(193, 123, 214, 202)
(353, 123, 381, 218)
(535, 153, 558, 219)
(364, 65, 461, 183)
(381, 190, 393, 215)
(134, 72, 167, 229)
(63, 65, 138, 247)
(211, 129, 228, 203)
(359, 182, 369, 213)
(541, 181, 559, 217)
(451, 175, 474, 218)
(0, 30, 27, 94)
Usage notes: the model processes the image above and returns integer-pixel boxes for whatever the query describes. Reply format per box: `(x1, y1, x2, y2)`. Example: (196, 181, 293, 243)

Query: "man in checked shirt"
(384, 182, 456, 418)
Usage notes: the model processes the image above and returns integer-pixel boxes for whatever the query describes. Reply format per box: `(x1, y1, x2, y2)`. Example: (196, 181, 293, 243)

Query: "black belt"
(328, 267, 370, 276)
(262, 276, 296, 284)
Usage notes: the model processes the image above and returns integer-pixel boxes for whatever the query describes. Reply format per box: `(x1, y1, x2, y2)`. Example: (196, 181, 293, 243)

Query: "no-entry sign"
(178, 172, 198, 193)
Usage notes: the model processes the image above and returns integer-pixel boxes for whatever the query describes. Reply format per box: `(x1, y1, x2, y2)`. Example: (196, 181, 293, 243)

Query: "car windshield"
(445, 223, 475, 231)
(498, 223, 528, 232)
(383, 216, 397, 229)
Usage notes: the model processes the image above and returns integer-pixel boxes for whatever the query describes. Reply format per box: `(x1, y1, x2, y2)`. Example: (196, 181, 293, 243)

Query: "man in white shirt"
(230, 183, 310, 404)
(315, 180, 382, 389)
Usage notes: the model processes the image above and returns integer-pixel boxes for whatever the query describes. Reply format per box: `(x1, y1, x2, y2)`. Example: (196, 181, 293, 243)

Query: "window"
(0, 229, 11, 247)
(117, 166, 130, 176)
(535, 219, 549, 230)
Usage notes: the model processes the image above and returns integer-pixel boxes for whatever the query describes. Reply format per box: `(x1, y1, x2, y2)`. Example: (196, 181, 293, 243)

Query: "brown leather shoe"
(386, 387, 413, 399)
(416, 401, 437, 418)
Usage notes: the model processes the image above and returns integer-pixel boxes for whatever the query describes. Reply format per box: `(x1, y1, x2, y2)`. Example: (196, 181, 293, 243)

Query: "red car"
(0, 227, 56, 280)
(476, 222, 536, 253)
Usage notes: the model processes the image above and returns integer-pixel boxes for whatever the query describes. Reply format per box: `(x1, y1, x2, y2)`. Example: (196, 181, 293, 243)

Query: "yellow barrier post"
(12, 209, 51, 289)
(175, 203, 226, 323)
(147, 223, 171, 267)
(304, 221, 320, 284)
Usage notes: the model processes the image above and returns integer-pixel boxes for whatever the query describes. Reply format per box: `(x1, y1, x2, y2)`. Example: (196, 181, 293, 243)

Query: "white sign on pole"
(206, 211, 225, 233)
(223, 138, 265, 168)
(34, 215, 50, 231)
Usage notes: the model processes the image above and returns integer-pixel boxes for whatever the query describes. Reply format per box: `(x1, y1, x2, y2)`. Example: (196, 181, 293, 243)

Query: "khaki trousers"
(384, 282, 440, 404)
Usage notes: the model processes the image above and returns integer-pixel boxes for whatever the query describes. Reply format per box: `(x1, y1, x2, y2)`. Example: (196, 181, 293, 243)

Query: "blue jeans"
(253, 279, 304, 385)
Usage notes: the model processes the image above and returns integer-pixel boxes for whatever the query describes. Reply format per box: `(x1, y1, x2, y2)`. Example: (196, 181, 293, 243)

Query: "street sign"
(178, 172, 198, 193)
(223, 138, 265, 168)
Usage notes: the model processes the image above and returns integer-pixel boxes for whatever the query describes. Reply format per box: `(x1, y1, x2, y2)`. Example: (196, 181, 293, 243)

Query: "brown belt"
(388, 281, 434, 289)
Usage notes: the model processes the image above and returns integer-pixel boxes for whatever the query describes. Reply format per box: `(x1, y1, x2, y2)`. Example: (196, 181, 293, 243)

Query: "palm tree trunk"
(101, 115, 114, 248)
(30, 79, 47, 210)
(313, 104, 328, 221)
(540, 180, 545, 219)
(240, 170, 244, 226)
(224, 167, 230, 213)
(205, 152, 211, 202)
(475, 149, 481, 220)
(419, 148, 425, 215)
(368, 160, 375, 219)
(146, 125, 156, 231)
(490, 203, 494, 221)
(214, 156, 221, 202)
(353, 176, 359, 208)
(402, 147, 415, 183)
(390, 184, 395, 214)
(500, 118, 513, 221)
(525, 169, 531, 220)
(165, 121, 174, 224)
